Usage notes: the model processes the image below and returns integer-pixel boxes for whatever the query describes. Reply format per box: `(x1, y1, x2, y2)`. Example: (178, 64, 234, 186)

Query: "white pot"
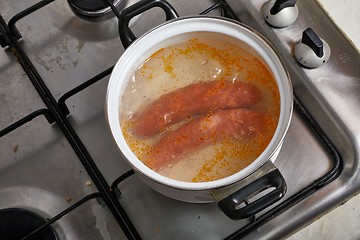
(106, 15, 293, 219)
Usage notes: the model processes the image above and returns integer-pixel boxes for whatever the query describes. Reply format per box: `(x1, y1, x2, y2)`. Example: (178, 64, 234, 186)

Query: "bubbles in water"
(211, 67, 222, 78)
(124, 111, 134, 120)
(164, 114, 172, 123)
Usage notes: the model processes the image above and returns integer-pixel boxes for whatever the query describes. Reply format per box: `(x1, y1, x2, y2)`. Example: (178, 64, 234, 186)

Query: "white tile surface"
(316, 0, 360, 51)
(288, 194, 360, 239)
(288, 0, 360, 239)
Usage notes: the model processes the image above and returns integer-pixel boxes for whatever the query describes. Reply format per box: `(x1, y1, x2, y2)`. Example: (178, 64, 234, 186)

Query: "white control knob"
(294, 27, 331, 68)
(263, 0, 299, 28)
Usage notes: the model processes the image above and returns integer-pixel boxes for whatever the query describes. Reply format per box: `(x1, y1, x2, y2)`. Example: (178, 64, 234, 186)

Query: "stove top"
(0, 0, 359, 239)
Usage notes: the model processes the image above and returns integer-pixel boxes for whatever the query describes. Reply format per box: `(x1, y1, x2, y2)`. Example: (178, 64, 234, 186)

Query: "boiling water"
(120, 38, 280, 182)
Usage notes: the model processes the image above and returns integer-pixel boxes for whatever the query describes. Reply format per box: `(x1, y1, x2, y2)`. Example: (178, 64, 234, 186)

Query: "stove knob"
(294, 27, 331, 68)
(263, 0, 299, 28)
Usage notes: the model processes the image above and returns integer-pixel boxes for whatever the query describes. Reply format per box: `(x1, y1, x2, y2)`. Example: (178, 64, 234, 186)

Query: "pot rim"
(106, 16, 293, 191)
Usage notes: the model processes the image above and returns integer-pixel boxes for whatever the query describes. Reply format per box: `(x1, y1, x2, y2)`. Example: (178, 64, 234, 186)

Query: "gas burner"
(0, 208, 58, 240)
(67, 0, 124, 22)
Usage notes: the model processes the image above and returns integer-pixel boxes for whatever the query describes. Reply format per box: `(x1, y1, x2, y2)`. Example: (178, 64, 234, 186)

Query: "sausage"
(144, 108, 268, 170)
(132, 80, 262, 138)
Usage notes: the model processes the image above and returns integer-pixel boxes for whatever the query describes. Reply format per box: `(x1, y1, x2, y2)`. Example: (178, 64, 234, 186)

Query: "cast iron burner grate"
(0, 208, 58, 240)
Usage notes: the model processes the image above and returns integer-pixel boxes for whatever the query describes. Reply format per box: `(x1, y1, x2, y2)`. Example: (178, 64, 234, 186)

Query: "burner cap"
(68, 0, 123, 22)
(0, 208, 58, 240)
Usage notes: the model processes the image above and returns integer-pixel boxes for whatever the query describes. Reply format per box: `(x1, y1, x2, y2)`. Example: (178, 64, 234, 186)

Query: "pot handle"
(118, 0, 179, 48)
(210, 161, 287, 220)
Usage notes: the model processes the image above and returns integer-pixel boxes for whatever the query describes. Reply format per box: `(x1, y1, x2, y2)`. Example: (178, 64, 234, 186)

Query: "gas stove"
(0, 0, 359, 239)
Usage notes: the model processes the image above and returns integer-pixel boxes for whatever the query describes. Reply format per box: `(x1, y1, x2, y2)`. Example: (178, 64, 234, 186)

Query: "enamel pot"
(106, 0, 293, 220)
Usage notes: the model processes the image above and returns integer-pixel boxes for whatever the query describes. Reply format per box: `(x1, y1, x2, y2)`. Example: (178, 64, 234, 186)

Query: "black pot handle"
(118, 0, 179, 48)
(211, 161, 287, 220)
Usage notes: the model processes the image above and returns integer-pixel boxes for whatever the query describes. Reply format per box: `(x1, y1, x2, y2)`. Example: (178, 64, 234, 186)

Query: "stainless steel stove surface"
(0, 0, 359, 239)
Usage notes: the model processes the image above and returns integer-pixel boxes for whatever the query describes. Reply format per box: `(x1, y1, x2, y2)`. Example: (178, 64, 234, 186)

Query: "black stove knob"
(270, 0, 297, 14)
(263, 0, 299, 28)
(301, 28, 324, 57)
(294, 27, 331, 68)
